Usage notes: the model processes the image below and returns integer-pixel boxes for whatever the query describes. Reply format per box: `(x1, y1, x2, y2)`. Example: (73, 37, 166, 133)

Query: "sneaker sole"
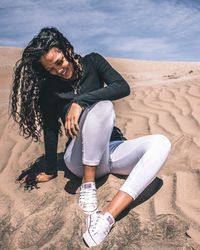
(83, 230, 98, 247)
(83, 213, 99, 247)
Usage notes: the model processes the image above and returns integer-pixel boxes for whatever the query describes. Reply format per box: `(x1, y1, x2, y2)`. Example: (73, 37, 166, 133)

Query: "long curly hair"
(10, 27, 83, 141)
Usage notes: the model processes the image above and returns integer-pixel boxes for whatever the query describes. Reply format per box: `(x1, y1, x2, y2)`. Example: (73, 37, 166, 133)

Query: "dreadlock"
(10, 27, 83, 141)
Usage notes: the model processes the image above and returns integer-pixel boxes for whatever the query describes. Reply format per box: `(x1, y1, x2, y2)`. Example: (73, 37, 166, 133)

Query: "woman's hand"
(65, 102, 83, 138)
(36, 172, 57, 182)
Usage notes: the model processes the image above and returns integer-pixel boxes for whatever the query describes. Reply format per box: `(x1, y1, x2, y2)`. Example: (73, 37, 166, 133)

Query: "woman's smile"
(58, 67, 69, 78)
(40, 47, 74, 79)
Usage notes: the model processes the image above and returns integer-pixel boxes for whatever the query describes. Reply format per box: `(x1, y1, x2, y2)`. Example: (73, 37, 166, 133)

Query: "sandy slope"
(0, 46, 200, 249)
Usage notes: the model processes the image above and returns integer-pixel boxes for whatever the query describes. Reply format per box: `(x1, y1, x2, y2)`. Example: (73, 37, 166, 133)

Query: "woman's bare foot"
(36, 172, 57, 183)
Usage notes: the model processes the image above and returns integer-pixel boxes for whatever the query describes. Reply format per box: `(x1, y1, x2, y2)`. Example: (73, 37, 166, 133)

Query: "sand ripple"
(0, 47, 200, 249)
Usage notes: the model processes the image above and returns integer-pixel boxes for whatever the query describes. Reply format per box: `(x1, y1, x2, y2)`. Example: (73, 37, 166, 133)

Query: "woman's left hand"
(65, 102, 83, 138)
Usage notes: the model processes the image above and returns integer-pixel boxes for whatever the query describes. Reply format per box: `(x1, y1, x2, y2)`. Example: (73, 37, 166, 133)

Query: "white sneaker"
(79, 182, 98, 214)
(83, 212, 115, 247)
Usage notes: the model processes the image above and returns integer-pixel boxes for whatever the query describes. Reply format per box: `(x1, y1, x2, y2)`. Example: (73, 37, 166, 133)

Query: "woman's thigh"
(109, 134, 171, 175)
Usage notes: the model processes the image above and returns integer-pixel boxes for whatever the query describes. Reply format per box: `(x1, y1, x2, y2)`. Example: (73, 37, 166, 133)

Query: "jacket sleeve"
(39, 90, 59, 175)
(72, 52, 131, 107)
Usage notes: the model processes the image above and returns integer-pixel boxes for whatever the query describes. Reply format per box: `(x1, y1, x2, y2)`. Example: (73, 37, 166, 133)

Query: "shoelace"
(91, 214, 111, 236)
(79, 188, 97, 208)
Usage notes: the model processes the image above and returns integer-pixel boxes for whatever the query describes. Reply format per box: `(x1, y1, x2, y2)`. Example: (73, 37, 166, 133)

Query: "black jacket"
(39, 52, 131, 174)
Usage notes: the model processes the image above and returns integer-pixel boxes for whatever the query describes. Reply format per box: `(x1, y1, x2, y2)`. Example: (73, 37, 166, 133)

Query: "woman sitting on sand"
(10, 27, 171, 247)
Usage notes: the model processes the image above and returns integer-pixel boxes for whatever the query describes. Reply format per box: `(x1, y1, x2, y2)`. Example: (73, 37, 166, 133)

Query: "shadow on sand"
(113, 174, 163, 221)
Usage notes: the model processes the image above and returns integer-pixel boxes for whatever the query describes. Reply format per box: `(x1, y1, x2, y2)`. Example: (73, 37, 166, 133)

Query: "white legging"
(64, 101, 171, 199)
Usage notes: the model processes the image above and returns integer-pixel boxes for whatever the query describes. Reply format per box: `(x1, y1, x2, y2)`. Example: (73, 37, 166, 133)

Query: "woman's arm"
(39, 91, 59, 175)
(72, 52, 130, 107)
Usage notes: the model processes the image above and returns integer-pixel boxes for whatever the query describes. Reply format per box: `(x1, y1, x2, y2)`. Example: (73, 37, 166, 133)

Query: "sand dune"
(0, 46, 200, 249)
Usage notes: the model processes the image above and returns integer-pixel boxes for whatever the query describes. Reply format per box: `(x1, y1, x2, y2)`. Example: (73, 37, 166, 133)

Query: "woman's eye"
(57, 59, 64, 66)
(57, 61, 62, 65)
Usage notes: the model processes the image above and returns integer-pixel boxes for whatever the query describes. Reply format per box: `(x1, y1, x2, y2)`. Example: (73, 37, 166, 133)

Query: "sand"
(0, 46, 200, 249)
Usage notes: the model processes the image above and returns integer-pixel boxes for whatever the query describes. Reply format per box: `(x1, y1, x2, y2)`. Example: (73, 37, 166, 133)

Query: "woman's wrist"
(71, 100, 85, 110)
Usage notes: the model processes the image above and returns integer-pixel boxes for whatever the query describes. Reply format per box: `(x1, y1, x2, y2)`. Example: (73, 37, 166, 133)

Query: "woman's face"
(39, 47, 75, 79)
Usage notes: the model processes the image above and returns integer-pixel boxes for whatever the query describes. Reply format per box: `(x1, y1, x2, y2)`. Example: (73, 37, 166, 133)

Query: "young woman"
(10, 27, 171, 247)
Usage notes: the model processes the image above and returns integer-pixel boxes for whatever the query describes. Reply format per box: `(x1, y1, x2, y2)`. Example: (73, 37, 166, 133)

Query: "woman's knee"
(152, 134, 171, 154)
(88, 100, 115, 122)
(95, 100, 114, 113)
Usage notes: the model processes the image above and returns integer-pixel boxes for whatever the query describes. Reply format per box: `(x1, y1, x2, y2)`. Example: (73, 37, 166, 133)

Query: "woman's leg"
(104, 134, 171, 218)
(64, 100, 115, 214)
(64, 100, 115, 178)
(83, 134, 171, 247)
(81, 100, 115, 180)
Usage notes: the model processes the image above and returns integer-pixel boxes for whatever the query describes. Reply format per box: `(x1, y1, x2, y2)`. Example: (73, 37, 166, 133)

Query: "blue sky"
(0, 0, 199, 61)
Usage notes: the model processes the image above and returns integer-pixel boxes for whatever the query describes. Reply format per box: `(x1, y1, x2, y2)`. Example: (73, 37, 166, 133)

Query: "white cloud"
(0, 0, 200, 60)
(107, 37, 174, 54)
(97, 36, 182, 60)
